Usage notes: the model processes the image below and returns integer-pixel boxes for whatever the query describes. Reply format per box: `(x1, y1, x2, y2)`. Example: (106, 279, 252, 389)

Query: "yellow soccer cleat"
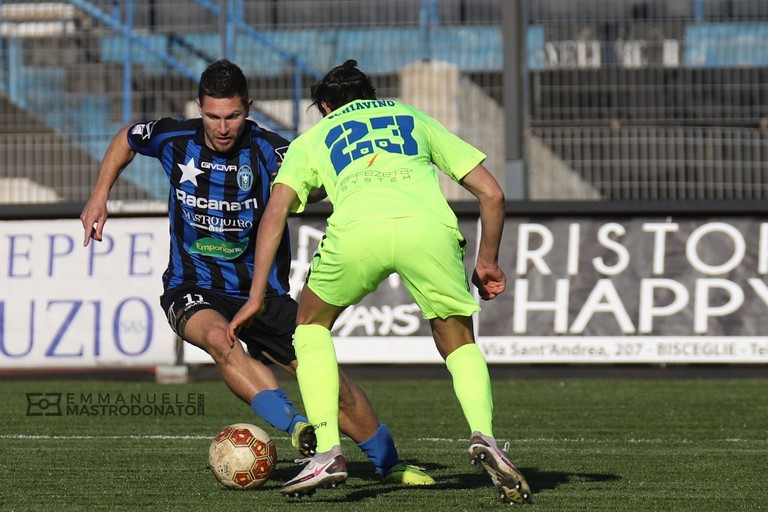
(291, 421, 317, 457)
(383, 462, 436, 486)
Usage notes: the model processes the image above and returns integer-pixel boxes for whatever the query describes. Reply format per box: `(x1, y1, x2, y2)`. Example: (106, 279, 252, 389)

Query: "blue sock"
(357, 424, 401, 477)
(249, 389, 308, 433)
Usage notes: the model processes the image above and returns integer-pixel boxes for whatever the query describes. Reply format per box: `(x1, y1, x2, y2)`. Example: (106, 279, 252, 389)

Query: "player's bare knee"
(201, 327, 241, 366)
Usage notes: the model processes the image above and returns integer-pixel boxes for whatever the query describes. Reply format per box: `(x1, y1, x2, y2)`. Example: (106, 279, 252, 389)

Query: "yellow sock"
(445, 343, 494, 437)
(294, 324, 341, 452)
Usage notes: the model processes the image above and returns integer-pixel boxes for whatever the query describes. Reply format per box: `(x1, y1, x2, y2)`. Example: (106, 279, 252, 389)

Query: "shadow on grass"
(454, 466, 621, 497)
(267, 460, 620, 503)
(520, 467, 621, 493)
(270, 459, 447, 484)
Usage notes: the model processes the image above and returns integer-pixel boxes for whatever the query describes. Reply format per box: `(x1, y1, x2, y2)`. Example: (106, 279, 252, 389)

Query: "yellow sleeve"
(273, 138, 322, 213)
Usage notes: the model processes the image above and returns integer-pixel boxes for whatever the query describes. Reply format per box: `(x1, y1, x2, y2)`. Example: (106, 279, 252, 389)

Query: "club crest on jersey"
(237, 166, 254, 191)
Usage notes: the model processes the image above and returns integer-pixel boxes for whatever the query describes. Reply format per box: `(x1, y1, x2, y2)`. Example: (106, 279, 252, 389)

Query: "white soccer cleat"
(468, 432, 533, 504)
(280, 446, 348, 497)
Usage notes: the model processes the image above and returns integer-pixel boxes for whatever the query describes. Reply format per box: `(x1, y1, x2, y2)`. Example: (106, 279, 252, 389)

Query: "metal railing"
(1, 0, 768, 208)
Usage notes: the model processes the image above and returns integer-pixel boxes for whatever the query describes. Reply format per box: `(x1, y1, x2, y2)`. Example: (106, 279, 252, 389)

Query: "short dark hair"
(198, 59, 249, 108)
(310, 59, 377, 114)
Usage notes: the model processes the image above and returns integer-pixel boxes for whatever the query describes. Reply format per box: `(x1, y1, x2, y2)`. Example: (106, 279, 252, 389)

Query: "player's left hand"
(227, 298, 265, 347)
(472, 265, 507, 300)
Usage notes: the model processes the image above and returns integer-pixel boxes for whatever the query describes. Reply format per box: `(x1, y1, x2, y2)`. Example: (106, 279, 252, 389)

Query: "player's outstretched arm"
(227, 183, 300, 346)
(460, 164, 507, 300)
(80, 125, 137, 246)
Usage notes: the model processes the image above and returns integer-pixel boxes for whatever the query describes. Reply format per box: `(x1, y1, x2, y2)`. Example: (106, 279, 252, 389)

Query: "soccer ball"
(209, 423, 277, 489)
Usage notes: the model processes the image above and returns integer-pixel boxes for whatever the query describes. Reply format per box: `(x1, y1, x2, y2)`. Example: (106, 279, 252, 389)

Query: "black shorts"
(159, 285, 298, 366)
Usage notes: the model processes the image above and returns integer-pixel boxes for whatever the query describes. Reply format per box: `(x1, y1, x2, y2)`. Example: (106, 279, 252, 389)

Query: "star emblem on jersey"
(178, 158, 205, 186)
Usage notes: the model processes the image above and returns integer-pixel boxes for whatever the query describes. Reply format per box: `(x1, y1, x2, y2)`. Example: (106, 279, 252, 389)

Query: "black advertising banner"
(287, 214, 768, 364)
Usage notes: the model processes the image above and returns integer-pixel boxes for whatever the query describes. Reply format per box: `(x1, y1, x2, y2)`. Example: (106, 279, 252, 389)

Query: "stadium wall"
(3, 200, 768, 370)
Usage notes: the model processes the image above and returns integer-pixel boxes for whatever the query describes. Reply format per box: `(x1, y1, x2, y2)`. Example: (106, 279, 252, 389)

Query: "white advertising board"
(3, 214, 768, 368)
(0, 218, 176, 368)
(315, 336, 768, 365)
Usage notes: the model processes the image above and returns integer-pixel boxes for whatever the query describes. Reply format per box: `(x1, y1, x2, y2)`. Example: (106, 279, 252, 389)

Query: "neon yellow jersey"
(275, 99, 486, 227)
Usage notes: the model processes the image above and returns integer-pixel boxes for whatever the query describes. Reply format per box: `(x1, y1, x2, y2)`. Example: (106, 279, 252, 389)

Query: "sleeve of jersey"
(423, 114, 487, 182)
(126, 118, 178, 158)
(273, 140, 322, 214)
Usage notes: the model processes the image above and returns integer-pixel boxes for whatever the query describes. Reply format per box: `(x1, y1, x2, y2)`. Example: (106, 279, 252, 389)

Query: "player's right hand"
(80, 199, 108, 247)
(472, 264, 507, 300)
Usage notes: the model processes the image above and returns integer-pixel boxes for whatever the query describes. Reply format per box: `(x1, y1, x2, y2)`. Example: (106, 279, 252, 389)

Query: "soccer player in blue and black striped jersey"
(80, 59, 433, 486)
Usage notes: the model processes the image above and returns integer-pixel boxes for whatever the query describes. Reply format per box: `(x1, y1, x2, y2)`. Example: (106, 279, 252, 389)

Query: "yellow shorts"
(306, 217, 480, 320)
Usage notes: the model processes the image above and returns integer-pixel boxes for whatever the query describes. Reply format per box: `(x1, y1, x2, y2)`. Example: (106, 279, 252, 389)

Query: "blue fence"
(3, 0, 768, 204)
(684, 23, 768, 67)
(0, 1, 505, 199)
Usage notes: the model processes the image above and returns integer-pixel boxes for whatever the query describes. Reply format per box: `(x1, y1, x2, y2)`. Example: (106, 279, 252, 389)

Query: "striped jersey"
(126, 117, 291, 299)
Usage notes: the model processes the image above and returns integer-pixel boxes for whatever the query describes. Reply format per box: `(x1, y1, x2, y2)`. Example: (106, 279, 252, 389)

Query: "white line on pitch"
(0, 434, 762, 444)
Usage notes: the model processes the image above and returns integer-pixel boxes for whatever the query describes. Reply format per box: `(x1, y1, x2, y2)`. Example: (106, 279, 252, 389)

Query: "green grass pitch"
(1, 375, 767, 511)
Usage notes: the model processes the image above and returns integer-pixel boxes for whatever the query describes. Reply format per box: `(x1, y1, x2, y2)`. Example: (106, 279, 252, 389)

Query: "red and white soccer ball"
(209, 423, 277, 489)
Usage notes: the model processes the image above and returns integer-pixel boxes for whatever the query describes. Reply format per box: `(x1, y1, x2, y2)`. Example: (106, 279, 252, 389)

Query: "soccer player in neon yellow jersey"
(229, 59, 532, 504)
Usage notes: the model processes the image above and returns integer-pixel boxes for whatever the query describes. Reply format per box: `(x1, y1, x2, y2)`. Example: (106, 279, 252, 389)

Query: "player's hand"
(80, 198, 109, 247)
(269, 160, 282, 184)
(227, 298, 265, 347)
(472, 264, 507, 301)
